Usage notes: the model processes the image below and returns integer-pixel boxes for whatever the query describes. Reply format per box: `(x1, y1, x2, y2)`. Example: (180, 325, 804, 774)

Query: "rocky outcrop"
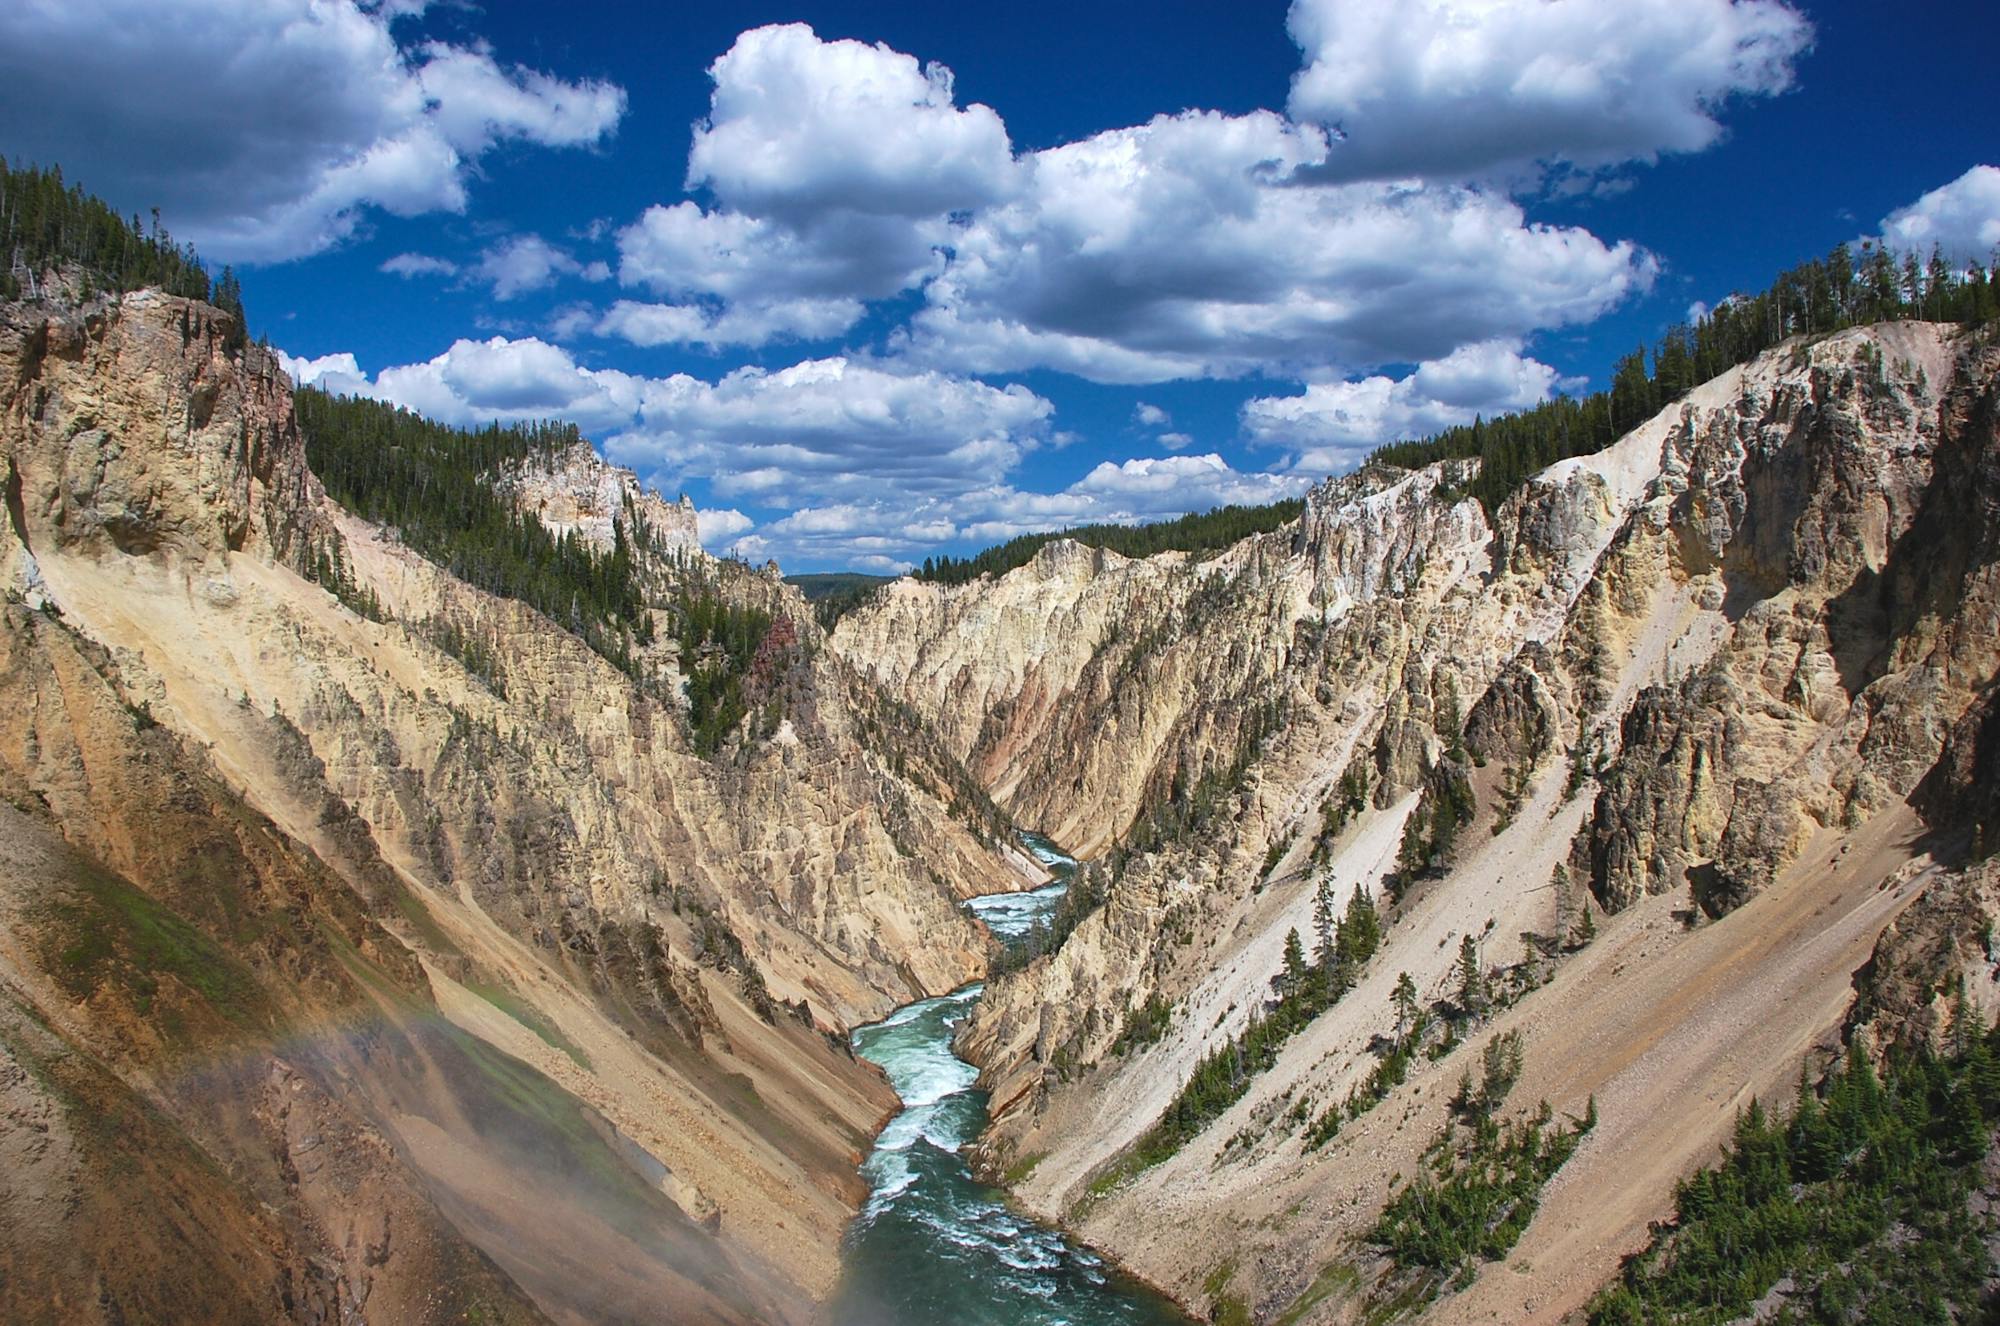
(1463, 644, 1560, 770)
(1, 288, 332, 592)
(1846, 856, 2000, 1053)
(499, 438, 703, 556)
(1574, 325, 2000, 914)
(1921, 685, 2000, 859)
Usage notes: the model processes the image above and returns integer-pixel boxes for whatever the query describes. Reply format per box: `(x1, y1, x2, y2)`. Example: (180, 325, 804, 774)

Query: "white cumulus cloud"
(901, 110, 1653, 382)
(293, 333, 1316, 569)
(356, 336, 643, 434)
(596, 297, 864, 350)
(381, 252, 459, 279)
(606, 23, 1019, 347)
(740, 454, 1311, 569)
(1243, 340, 1563, 472)
(475, 234, 611, 300)
(615, 357, 1053, 507)
(299, 337, 1054, 516)
(276, 349, 364, 390)
(695, 507, 755, 547)
(598, 24, 1671, 383)
(0, 0, 625, 262)
(1286, 0, 1811, 185)
(686, 23, 1017, 221)
(1069, 453, 1306, 506)
(1878, 166, 2000, 262)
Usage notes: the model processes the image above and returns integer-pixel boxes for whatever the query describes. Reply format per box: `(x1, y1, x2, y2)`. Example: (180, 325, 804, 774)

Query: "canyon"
(834, 318, 2000, 1322)
(3, 269, 1998, 1326)
(0, 282, 1038, 1323)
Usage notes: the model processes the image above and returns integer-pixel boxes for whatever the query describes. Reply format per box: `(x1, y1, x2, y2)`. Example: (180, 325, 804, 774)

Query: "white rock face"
(500, 440, 703, 555)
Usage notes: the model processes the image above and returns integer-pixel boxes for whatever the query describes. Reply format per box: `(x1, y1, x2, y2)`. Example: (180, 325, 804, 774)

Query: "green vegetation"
(1203, 1259, 1252, 1326)
(41, 861, 267, 1040)
(304, 537, 387, 623)
(420, 614, 506, 695)
(1274, 1262, 1361, 1326)
(1000, 1150, 1046, 1185)
(1311, 972, 1427, 1144)
(1133, 883, 1382, 1167)
(445, 1018, 657, 1210)
(1387, 759, 1475, 903)
(784, 571, 893, 629)
(296, 389, 652, 666)
(1589, 1025, 2000, 1325)
(673, 579, 776, 755)
(1306, 951, 1518, 1154)
(297, 389, 784, 753)
(388, 883, 463, 958)
(1110, 990, 1173, 1057)
(913, 499, 1305, 586)
(1312, 757, 1373, 866)
(1123, 696, 1288, 858)
(1373, 1092, 1595, 1293)
(465, 980, 594, 1072)
(1368, 242, 2000, 517)
(1262, 831, 1294, 877)
(0, 157, 215, 307)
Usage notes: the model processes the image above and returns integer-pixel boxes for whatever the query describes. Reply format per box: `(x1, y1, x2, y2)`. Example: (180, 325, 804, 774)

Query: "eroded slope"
(0, 284, 1030, 1322)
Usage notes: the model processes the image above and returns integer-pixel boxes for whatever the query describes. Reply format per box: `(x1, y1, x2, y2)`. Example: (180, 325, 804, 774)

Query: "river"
(828, 835, 1192, 1326)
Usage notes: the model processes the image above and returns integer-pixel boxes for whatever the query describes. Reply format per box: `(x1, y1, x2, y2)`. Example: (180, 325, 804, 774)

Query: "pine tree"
(212, 265, 247, 351)
(1456, 934, 1486, 1017)
(1393, 971, 1420, 1044)
(1339, 885, 1382, 977)
(1312, 874, 1337, 974)
(1275, 927, 1307, 999)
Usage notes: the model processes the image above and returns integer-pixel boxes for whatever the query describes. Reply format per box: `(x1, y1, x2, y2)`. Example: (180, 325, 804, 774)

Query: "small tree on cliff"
(1456, 934, 1486, 1017)
(1393, 971, 1420, 1044)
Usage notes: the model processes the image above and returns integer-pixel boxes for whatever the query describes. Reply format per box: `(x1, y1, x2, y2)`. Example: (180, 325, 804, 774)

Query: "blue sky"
(3, 0, 1996, 572)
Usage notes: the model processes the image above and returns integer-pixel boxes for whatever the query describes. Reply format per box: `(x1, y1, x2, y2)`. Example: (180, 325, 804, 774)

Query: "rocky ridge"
(499, 437, 704, 557)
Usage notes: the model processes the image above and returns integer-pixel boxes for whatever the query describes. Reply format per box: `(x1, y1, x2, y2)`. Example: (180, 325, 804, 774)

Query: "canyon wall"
(834, 321, 2000, 1323)
(0, 285, 1029, 1323)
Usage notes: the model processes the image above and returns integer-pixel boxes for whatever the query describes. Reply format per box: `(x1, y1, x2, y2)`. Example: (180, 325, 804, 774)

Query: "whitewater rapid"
(829, 836, 1189, 1326)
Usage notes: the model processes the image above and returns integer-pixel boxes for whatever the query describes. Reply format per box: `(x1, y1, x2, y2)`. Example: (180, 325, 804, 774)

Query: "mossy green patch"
(1001, 1150, 1045, 1186)
(1275, 1261, 1360, 1326)
(41, 860, 268, 1039)
(1203, 1259, 1250, 1326)
(465, 980, 593, 1072)
(444, 1024, 649, 1212)
(391, 884, 463, 958)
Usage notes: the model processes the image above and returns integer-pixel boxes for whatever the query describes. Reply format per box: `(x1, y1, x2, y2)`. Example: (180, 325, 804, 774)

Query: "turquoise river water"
(827, 835, 1192, 1326)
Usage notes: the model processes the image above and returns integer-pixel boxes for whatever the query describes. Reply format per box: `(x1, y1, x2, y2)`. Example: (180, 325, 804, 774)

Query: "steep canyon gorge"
(4, 275, 1999, 1326)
